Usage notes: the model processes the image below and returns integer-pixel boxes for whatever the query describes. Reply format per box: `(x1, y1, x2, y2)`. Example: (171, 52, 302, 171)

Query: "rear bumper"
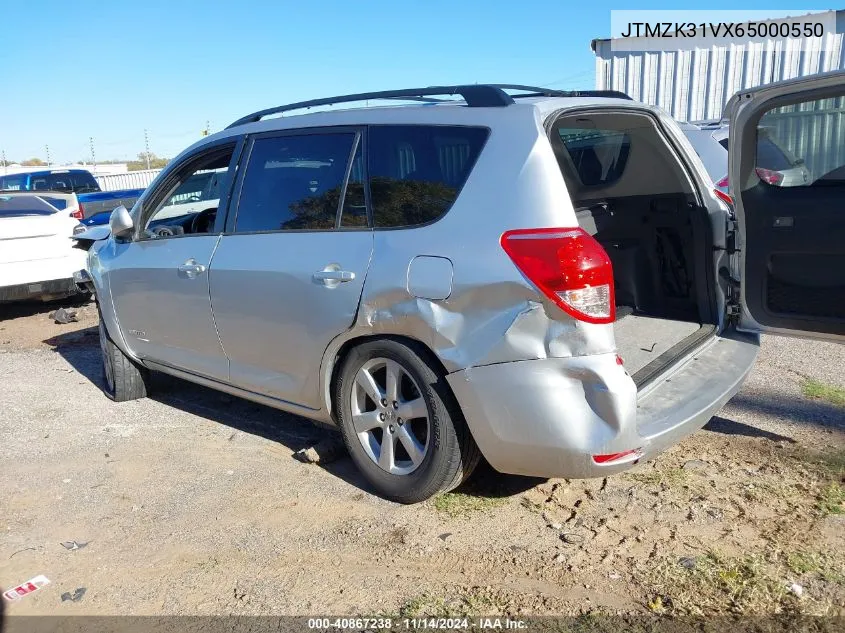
(0, 277, 81, 302)
(446, 328, 760, 478)
(0, 251, 89, 302)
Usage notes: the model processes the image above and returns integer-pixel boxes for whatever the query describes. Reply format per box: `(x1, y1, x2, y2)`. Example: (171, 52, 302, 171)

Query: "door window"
(756, 95, 845, 187)
(367, 125, 489, 228)
(340, 139, 367, 228)
(139, 144, 235, 240)
(234, 132, 357, 232)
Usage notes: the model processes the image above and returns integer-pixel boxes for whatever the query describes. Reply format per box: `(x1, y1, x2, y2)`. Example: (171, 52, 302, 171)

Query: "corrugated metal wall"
(764, 96, 845, 181)
(95, 169, 161, 192)
(594, 20, 845, 121)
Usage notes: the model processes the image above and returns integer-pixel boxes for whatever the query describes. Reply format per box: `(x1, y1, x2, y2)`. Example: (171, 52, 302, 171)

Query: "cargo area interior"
(550, 110, 717, 385)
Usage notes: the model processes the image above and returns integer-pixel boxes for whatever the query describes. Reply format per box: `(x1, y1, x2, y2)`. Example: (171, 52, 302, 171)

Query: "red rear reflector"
(592, 449, 642, 464)
(755, 167, 784, 186)
(71, 204, 84, 220)
(615, 355, 624, 365)
(501, 227, 615, 324)
(714, 188, 733, 206)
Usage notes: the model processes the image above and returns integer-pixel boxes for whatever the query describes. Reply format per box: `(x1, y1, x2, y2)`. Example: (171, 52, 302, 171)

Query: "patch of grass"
(645, 547, 845, 616)
(802, 379, 845, 407)
(644, 553, 790, 615)
(628, 467, 687, 488)
(817, 483, 845, 516)
(432, 492, 506, 518)
(785, 551, 845, 585)
(399, 588, 506, 617)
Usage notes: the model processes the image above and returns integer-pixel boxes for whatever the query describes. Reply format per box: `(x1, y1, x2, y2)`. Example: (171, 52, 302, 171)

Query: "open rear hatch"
(549, 109, 725, 387)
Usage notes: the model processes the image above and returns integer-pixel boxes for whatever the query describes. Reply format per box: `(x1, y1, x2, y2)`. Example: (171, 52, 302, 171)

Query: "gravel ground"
(1, 302, 843, 618)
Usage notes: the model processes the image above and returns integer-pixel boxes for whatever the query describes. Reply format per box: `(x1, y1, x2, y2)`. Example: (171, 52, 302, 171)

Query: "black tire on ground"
(98, 314, 150, 402)
(335, 338, 481, 504)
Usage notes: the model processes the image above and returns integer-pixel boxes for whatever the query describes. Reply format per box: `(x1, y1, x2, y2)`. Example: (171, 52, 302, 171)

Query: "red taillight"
(714, 176, 733, 205)
(501, 227, 615, 324)
(592, 449, 642, 464)
(755, 167, 784, 186)
(71, 203, 84, 220)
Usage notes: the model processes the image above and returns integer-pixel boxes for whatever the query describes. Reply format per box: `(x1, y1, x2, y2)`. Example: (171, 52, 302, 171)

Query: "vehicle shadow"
(721, 389, 845, 431)
(704, 415, 798, 443)
(1, 295, 92, 321)
(454, 459, 547, 498)
(43, 330, 378, 497)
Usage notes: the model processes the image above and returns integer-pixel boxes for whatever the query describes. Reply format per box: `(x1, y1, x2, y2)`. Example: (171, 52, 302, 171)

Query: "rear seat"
(576, 202, 657, 315)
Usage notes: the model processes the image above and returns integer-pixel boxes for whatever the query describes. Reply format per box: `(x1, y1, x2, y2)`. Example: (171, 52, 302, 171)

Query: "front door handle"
(178, 259, 207, 277)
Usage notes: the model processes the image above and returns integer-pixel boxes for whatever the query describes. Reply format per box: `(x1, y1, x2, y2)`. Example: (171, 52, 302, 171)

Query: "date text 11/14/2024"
(307, 617, 528, 630)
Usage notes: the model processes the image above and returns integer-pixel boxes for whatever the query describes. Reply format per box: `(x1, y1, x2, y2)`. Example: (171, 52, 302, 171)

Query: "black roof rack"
(491, 84, 632, 100)
(226, 85, 515, 129)
(226, 84, 632, 129)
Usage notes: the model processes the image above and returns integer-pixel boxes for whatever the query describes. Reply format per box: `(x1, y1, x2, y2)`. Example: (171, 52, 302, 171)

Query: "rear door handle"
(313, 265, 356, 288)
(313, 270, 355, 282)
(178, 259, 207, 277)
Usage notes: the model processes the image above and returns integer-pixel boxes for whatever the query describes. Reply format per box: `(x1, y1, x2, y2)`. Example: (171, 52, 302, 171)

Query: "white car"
(0, 192, 89, 302)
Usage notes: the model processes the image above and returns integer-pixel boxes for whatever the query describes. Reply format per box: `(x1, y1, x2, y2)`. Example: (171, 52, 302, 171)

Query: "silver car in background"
(682, 119, 811, 203)
(81, 75, 845, 503)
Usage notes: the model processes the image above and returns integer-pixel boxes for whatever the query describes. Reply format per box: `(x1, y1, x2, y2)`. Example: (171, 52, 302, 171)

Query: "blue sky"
(0, 1, 830, 164)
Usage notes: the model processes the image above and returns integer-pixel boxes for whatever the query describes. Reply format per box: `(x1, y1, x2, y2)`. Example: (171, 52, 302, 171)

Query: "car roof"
(200, 95, 648, 146)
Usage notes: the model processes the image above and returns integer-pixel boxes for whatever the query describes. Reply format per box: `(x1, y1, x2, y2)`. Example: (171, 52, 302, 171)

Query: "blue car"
(0, 169, 145, 219)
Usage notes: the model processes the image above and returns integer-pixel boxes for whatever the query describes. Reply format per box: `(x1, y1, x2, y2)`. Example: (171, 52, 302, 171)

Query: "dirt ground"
(1, 299, 843, 619)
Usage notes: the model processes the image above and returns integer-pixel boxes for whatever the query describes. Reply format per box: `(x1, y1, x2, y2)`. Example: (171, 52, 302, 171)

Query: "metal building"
(592, 10, 845, 122)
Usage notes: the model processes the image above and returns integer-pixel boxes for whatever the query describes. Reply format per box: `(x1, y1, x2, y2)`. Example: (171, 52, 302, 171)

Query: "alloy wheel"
(351, 357, 430, 475)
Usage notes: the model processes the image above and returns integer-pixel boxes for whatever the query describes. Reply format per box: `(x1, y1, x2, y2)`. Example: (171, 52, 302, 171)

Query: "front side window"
(756, 95, 845, 187)
(140, 145, 234, 240)
(235, 133, 356, 232)
(367, 125, 489, 228)
(556, 127, 631, 187)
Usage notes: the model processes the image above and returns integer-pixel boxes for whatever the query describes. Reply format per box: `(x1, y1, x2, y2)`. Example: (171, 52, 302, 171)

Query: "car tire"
(98, 313, 150, 402)
(335, 338, 480, 504)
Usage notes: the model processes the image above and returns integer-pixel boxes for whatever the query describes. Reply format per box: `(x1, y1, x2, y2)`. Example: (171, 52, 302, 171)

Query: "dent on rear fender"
(355, 281, 615, 371)
(321, 279, 615, 417)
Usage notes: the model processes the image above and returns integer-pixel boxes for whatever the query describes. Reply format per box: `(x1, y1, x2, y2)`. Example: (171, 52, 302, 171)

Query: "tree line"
(3, 153, 170, 171)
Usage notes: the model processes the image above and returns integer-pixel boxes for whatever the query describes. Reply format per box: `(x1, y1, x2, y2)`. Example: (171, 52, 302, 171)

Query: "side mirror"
(109, 205, 134, 238)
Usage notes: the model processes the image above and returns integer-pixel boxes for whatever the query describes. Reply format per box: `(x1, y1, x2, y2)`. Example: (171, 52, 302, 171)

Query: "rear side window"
(235, 133, 356, 232)
(69, 172, 100, 193)
(557, 128, 631, 186)
(0, 174, 25, 190)
(717, 134, 795, 171)
(367, 125, 489, 228)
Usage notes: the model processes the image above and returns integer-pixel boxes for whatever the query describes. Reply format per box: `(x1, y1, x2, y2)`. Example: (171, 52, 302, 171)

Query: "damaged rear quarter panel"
(319, 115, 616, 416)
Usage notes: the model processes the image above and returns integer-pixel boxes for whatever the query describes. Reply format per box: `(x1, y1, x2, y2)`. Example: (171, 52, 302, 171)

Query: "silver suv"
(81, 75, 845, 503)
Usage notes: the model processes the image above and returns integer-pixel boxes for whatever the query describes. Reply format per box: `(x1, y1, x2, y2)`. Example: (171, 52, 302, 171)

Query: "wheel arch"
(88, 243, 142, 364)
(320, 333, 452, 424)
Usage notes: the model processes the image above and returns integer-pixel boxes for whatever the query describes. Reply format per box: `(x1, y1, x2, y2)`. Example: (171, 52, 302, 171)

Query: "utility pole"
(144, 129, 151, 170)
(1, 150, 6, 174)
(89, 137, 96, 168)
(45, 145, 51, 166)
